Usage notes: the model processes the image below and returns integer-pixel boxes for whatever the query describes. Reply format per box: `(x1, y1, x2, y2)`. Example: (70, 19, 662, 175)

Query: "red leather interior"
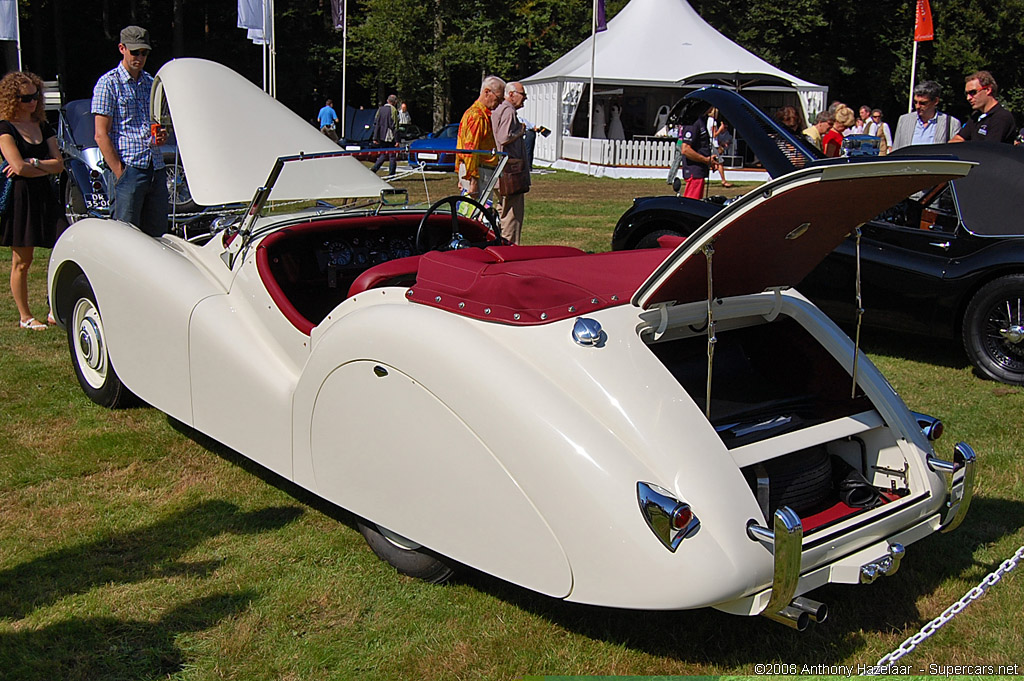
(347, 255, 424, 297)
(656, 234, 687, 249)
(410, 246, 670, 325)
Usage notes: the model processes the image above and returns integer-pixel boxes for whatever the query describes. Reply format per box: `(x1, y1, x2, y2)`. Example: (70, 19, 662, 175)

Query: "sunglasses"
(18, 93, 39, 103)
(965, 88, 984, 97)
(129, 48, 151, 57)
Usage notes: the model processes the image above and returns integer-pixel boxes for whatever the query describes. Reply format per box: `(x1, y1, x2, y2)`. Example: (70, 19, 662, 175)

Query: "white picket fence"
(561, 136, 676, 168)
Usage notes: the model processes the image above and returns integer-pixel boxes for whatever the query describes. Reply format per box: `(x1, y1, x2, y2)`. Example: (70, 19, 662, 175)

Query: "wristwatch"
(29, 158, 40, 169)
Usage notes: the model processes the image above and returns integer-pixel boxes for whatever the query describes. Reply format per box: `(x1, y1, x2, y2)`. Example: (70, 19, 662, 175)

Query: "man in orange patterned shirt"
(457, 75, 505, 198)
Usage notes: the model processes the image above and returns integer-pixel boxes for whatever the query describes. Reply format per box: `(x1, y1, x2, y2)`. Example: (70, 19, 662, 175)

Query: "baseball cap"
(120, 26, 152, 51)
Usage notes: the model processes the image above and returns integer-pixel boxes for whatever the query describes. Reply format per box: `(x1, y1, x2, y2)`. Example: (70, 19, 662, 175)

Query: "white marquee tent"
(520, 0, 827, 170)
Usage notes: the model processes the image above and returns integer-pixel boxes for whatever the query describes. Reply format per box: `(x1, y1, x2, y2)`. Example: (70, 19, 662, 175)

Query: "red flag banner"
(915, 0, 934, 42)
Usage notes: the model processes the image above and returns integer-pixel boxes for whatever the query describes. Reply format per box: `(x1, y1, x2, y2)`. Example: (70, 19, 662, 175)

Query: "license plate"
(418, 153, 438, 161)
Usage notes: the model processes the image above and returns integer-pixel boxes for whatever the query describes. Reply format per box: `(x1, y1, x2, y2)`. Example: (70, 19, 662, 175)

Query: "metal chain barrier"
(864, 543, 1024, 674)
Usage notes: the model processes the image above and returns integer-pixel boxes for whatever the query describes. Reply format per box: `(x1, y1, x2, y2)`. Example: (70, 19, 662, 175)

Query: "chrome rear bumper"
(927, 441, 977, 533)
(744, 441, 976, 629)
(747, 508, 806, 629)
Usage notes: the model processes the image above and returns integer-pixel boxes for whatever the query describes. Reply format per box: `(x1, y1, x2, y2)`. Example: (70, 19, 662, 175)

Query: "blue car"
(408, 123, 459, 170)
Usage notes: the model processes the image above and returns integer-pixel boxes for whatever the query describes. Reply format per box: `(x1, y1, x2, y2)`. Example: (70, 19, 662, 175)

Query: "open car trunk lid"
(632, 159, 973, 310)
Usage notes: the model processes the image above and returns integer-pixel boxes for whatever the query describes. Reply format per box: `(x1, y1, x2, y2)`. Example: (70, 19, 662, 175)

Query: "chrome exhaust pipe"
(791, 596, 828, 624)
(762, 604, 810, 631)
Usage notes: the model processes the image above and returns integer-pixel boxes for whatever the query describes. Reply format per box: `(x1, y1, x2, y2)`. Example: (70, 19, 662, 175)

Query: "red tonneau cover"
(408, 245, 670, 325)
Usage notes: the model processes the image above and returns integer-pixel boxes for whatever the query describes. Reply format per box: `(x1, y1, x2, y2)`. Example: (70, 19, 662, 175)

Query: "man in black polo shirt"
(950, 70, 1016, 144)
(678, 106, 719, 199)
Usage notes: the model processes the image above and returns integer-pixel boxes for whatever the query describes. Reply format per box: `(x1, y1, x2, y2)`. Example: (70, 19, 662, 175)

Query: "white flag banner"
(237, 0, 263, 30)
(238, 0, 272, 45)
(0, 0, 19, 42)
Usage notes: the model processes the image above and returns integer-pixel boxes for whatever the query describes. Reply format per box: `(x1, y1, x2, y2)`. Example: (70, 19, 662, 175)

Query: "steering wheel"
(415, 195, 503, 253)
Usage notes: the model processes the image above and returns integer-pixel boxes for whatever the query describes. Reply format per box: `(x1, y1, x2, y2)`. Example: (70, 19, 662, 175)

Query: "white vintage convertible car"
(48, 59, 977, 630)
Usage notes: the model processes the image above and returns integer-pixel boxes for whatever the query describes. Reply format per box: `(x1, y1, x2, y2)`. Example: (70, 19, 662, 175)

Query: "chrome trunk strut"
(851, 226, 864, 398)
(703, 241, 717, 420)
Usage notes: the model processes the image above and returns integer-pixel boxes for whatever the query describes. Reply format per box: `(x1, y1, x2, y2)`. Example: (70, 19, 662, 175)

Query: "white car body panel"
(152, 58, 391, 205)
(51, 219, 225, 422)
(48, 59, 977, 621)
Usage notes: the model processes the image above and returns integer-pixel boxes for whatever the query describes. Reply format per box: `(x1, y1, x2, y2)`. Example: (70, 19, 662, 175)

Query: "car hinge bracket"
(764, 287, 784, 321)
(851, 225, 864, 398)
(652, 302, 672, 341)
(703, 240, 717, 420)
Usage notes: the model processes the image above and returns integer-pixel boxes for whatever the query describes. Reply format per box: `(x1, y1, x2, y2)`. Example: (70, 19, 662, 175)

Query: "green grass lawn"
(1, 170, 1022, 680)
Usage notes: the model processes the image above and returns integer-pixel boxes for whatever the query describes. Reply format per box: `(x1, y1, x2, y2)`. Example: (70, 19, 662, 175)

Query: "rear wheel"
(962, 275, 1024, 385)
(358, 521, 454, 583)
(66, 274, 136, 408)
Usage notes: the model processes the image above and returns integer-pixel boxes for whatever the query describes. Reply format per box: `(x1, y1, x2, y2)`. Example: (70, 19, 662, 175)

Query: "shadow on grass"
(0, 591, 256, 681)
(846, 325, 970, 372)
(453, 495, 1024, 666)
(166, 421, 1024, 666)
(167, 419, 365, 534)
(0, 500, 302, 620)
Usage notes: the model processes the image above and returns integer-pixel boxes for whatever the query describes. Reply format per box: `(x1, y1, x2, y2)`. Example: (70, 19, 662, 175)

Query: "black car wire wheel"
(963, 275, 1024, 385)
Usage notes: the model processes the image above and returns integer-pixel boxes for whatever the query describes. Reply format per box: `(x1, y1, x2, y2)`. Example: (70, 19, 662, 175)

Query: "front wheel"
(634, 228, 682, 250)
(66, 274, 136, 408)
(64, 175, 88, 225)
(164, 151, 199, 214)
(962, 274, 1024, 384)
(358, 521, 454, 583)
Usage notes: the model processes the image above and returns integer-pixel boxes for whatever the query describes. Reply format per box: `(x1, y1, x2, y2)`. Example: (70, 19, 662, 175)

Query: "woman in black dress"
(0, 71, 64, 330)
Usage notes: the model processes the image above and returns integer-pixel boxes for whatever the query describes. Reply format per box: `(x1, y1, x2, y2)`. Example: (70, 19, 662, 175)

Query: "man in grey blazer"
(892, 81, 961, 150)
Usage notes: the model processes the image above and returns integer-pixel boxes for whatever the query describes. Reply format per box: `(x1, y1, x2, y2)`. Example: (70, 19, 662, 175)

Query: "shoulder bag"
(0, 160, 13, 216)
(498, 158, 530, 196)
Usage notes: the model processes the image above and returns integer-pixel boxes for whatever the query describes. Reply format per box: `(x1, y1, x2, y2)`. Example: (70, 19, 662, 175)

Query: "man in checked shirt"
(92, 26, 169, 237)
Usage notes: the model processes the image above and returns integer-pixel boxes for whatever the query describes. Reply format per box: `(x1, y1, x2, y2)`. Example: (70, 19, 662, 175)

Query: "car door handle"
(929, 241, 951, 251)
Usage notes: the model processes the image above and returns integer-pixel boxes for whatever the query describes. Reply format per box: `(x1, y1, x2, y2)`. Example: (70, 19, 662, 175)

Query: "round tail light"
(671, 504, 693, 531)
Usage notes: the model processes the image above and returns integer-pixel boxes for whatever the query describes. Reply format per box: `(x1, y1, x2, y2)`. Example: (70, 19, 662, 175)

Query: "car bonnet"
(680, 87, 822, 178)
(632, 159, 973, 310)
(152, 58, 390, 206)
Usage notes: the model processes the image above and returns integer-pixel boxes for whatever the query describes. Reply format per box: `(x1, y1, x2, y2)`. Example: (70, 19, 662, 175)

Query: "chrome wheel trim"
(72, 297, 108, 389)
(167, 162, 193, 206)
(377, 525, 422, 551)
(982, 294, 1024, 374)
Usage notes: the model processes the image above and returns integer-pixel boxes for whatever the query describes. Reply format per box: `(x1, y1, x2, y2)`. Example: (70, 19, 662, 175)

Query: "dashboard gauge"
(389, 237, 413, 260)
(327, 242, 352, 266)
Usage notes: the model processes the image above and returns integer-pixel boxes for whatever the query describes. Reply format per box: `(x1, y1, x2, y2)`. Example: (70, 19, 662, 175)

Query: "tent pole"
(587, 0, 597, 176)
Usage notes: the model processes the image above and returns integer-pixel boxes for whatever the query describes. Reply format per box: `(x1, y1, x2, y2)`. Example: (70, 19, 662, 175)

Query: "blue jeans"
(113, 165, 169, 237)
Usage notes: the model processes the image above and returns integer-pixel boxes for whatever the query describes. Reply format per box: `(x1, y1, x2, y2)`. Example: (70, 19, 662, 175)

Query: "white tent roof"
(523, 0, 823, 93)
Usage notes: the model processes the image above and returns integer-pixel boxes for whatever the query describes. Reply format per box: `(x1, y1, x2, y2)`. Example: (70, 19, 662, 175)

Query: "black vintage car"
(612, 88, 1024, 385)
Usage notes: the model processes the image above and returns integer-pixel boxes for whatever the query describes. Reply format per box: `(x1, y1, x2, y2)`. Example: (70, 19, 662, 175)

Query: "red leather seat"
(347, 255, 424, 297)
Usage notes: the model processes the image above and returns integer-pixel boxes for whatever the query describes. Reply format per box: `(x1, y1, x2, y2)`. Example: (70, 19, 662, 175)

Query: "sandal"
(47, 313, 57, 325)
(721, 182, 735, 188)
(19, 317, 47, 331)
